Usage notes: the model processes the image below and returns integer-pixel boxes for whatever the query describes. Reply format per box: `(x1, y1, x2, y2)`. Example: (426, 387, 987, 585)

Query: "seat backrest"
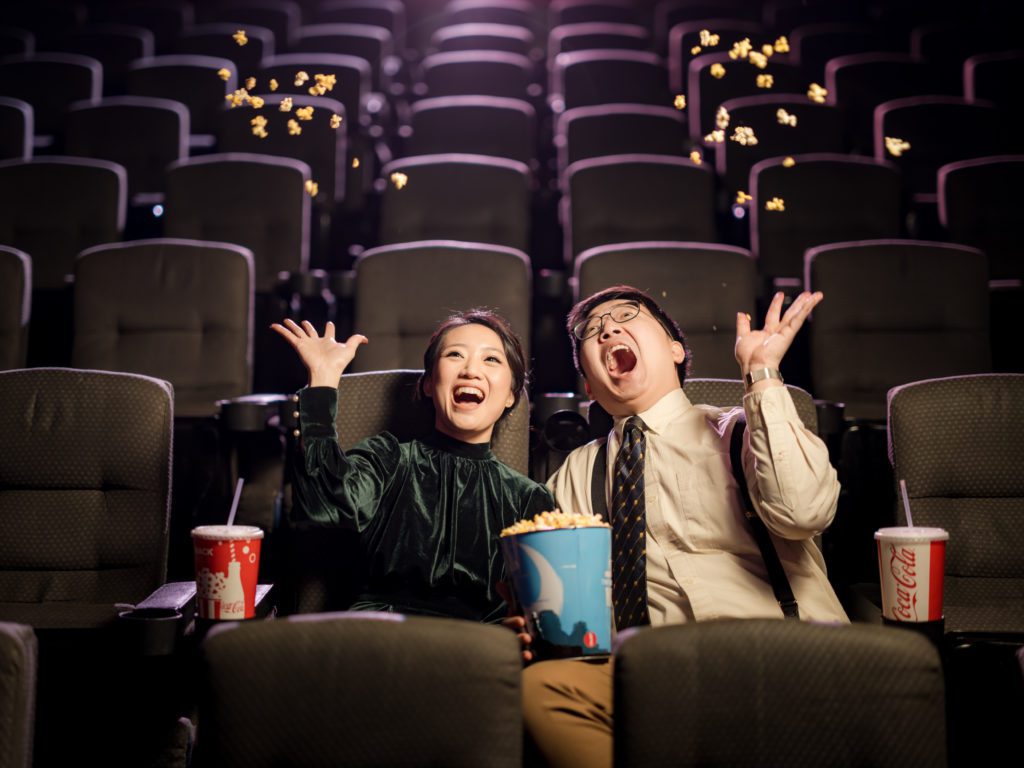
(421, 50, 534, 99)
(551, 0, 638, 26)
(575, 242, 757, 379)
(292, 23, 393, 92)
(0, 96, 31, 162)
(88, 0, 194, 54)
(790, 22, 900, 81)
(666, 17, 764, 93)
(0, 368, 173, 626)
(312, 0, 407, 52)
(127, 54, 236, 135)
(555, 49, 669, 113)
(0, 621, 36, 768)
(565, 153, 715, 266)
(939, 155, 1024, 280)
(175, 23, 275, 75)
(198, 614, 523, 768)
(614, 620, 945, 767)
(430, 22, 536, 56)
(65, 96, 189, 197)
(657, 3, 763, 51)
(965, 50, 1024, 117)
(0, 247, 30, 371)
(0, 27, 35, 58)
(684, 378, 818, 433)
(888, 373, 1024, 578)
(259, 53, 369, 129)
(0, 54, 101, 136)
(379, 154, 531, 252)
(55, 23, 155, 96)
(164, 153, 310, 292)
(198, 1, 301, 52)
(751, 153, 904, 283)
(408, 95, 536, 164)
(72, 238, 254, 417)
(547, 21, 650, 90)
(806, 239, 991, 420)
(0, 157, 126, 290)
(351, 240, 532, 384)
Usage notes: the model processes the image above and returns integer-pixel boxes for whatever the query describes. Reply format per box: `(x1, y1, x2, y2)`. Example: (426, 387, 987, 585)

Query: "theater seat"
(0, 621, 36, 768)
(0, 246, 29, 371)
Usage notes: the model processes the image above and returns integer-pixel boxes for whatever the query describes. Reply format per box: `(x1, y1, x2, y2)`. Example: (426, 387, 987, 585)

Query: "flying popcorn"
(352, 157, 360, 168)
(777, 108, 797, 127)
(250, 115, 268, 138)
(226, 88, 249, 107)
(279, 97, 293, 112)
(330, 113, 342, 129)
(728, 37, 752, 60)
(269, 78, 279, 91)
(294, 71, 309, 86)
(716, 105, 730, 129)
(710, 63, 726, 79)
(885, 136, 911, 157)
(690, 150, 702, 165)
(691, 45, 702, 55)
(765, 197, 786, 211)
(233, 30, 248, 46)
(756, 74, 774, 88)
(748, 51, 768, 69)
(807, 83, 828, 103)
(390, 171, 409, 189)
(736, 190, 752, 204)
(315, 73, 336, 92)
(249, 95, 265, 109)
(245, 76, 256, 90)
(782, 156, 796, 167)
(295, 106, 314, 121)
(305, 179, 318, 197)
(704, 129, 725, 143)
(774, 36, 790, 53)
(309, 84, 326, 96)
(762, 44, 775, 57)
(673, 94, 686, 110)
(731, 125, 758, 146)
(217, 67, 231, 81)
(500, 510, 609, 537)
(287, 119, 301, 136)
(699, 29, 720, 47)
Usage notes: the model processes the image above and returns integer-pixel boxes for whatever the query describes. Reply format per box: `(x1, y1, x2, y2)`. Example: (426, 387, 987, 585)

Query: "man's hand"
(497, 581, 533, 663)
(735, 291, 823, 380)
(270, 319, 368, 388)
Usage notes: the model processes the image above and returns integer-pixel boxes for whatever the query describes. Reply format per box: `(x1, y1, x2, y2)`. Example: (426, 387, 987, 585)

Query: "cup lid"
(191, 524, 264, 540)
(874, 526, 949, 542)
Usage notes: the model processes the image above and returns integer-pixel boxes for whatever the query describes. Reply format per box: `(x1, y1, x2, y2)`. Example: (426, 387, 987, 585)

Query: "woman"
(271, 310, 554, 625)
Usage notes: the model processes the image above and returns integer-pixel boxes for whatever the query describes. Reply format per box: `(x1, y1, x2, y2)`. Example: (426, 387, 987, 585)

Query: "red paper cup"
(875, 526, 949, 623)
(191, 525, 264, 620)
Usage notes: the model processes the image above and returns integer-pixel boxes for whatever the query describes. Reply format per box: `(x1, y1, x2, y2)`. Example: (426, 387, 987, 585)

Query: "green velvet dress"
(293, 387, 555, 622)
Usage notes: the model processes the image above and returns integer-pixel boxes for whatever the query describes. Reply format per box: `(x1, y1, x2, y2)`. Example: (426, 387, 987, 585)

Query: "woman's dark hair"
(418, 309, 529, 420)
(567, 285, 692, 386)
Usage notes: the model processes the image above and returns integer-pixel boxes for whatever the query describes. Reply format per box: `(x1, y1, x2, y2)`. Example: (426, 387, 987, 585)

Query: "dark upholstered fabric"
(175, 23, 274, 76)
(127, 54, 235, 135)
(422, 50, 534, 99)
(667, 18, 763, 93)
(0, 53, 101, 136)
(351, 239, 531, 373)
(164, 154, 310, 293)
(259, 52, 370, 128)
(555, 49, 670, 113)
(55, 24, 155, 96)
(379, 154, 532, 252)
(0, 368, 172, 628)
(888, 374, 1024, 634)
(752, 154, 903, 282)
(198, 614, 523, 768)
(408, 95, 536, 164)
(575, 242, 757, 379)
(0, 247, 29, 371)
(65, 96, 189, 197)
(293, 23, 393, 92)
(566, 154, 715, 265)
(0, 157, 125, 290)
(431, 22, 536, 56)
(0, 622, 36, 768)
(198, 3, 299, 52)
(72, 238, 254, 418)
(614, 620, 946, 768)
(0, 97, 31, 161)
(807, 240, 991, 420)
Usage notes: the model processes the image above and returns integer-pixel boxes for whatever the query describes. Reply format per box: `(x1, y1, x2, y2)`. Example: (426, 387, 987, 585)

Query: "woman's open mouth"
(453, 386, 485, 406)
(606, 343, 637, 375)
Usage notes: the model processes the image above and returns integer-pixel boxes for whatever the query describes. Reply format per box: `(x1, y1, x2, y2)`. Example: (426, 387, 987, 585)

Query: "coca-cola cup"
(875, 527, 949, 623)
(191, 525, 263, 620)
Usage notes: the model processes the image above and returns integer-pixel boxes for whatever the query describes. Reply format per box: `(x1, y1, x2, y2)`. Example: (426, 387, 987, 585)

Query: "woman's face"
(423, 323, 516, 444)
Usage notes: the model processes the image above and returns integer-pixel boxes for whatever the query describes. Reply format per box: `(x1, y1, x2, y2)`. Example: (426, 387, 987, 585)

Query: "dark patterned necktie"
(611, 416, 650, 630)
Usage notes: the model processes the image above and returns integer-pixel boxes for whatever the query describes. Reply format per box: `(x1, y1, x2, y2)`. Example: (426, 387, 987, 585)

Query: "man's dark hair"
(567, 285, 692, 385)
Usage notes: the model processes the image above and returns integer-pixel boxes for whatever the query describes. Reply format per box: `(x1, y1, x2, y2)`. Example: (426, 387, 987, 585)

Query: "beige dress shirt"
(548, 386, 849, 624)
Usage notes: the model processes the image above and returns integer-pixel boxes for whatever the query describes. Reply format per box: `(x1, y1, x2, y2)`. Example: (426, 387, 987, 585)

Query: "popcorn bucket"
(191, 525, 263, 620)
(502, 527, 612, 658)
(875, 527, 949, 623)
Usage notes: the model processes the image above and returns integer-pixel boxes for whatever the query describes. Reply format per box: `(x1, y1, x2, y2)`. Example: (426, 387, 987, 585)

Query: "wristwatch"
(744, 368, 784, 388)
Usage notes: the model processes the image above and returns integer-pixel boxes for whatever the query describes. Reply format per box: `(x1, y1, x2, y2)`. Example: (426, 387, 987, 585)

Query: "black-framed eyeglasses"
(572, 302, 642, 341)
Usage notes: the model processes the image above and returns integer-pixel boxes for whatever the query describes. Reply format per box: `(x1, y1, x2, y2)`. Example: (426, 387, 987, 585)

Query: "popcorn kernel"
(305, 179, 318, 197)
(756, 74, 774, 88)
(728, 37, 752, 60)
(294, 71, 309, 86)
(762, 44, 775, 57)
(765, 196, 786, 211)
(287, 119, 301, 136)
(776, 108, 797, 127)
(691, 45, 702, 55)
(807, 83, 828, 104)
(279, 97, 294, 112)
(330, 113, 342, 129)
(352, 157, 360, 168)
(500, 510, 609, 537)
(748, 51, 768, 69)
(699, 29, 720, 47)
(730, 125, 758, 146)
(782, 156, 796, 167)
(390, 171, 409, 189)
(774, 36, 790, 53)
(249, 96, 265, 109)
(704, 129, 725, 143)
(690, 150, 703, 165)
(295, 106, 314, 121)
(269, 78, 279, 92)
(673, 94, 686, 110)
(716, 105, 730, 129)
(736, 190, 752, 204)
(217, 67, 231, 82)
(245, 77, 256, 90)
(885, 136, 911, 157)
(233, 30, 248, 47)
(710, 63, 726, 79)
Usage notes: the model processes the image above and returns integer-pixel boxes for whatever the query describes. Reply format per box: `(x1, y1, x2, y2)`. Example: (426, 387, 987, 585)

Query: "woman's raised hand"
(270, 319, 368, 388)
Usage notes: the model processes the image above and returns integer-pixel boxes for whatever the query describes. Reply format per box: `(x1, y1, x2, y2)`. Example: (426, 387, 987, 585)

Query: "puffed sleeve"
(291, 386, 403, 532)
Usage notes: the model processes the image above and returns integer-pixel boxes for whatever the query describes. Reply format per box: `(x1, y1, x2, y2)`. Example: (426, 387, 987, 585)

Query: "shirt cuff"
(298, 386, 339, 439)
(742, 384, 802, 430)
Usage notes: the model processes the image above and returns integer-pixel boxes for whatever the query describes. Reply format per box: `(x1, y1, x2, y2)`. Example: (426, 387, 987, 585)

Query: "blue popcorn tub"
(501, 527, 613, 658)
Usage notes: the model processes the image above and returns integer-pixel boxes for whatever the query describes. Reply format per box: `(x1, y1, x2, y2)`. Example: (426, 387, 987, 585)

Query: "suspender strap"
(730, 417, 800, 620)
(591, 440, 608, 522)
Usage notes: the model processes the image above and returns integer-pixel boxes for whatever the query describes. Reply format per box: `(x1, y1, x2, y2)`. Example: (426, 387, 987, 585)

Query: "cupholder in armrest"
(118, 607, 184, 656)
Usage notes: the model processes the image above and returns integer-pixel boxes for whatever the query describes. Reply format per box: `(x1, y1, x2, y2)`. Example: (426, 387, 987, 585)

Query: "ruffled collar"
(426, 429, 494, 460)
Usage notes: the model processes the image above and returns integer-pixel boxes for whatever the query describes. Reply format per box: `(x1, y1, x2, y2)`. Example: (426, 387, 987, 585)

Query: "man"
(522, 285, 848, 768)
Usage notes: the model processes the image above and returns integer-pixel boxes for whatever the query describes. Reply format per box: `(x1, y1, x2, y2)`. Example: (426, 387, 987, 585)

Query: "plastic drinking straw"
(899, 479, 914, 528)
(226, 477, 245, 527)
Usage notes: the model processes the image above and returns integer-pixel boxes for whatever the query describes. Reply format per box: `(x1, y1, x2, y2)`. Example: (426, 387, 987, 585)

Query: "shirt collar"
(613, 388, 692, 439)
(426, 429, 495, 460)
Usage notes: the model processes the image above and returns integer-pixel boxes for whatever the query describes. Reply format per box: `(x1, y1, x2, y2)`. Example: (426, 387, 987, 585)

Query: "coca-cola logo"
(889, 544, 919, 621)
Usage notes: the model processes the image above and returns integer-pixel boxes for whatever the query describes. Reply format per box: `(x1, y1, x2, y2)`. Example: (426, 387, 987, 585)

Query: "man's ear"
(670, 340, 685, 365)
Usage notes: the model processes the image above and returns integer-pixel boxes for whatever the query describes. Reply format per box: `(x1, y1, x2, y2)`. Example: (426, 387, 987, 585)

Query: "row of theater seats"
(1, 364, 1021, 765)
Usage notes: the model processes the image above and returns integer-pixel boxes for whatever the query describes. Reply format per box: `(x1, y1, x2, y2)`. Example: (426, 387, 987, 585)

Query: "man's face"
(578, 299, 685, 417)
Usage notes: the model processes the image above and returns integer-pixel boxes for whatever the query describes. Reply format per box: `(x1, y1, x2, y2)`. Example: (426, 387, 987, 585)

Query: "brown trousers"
(522, 658, 614, 768)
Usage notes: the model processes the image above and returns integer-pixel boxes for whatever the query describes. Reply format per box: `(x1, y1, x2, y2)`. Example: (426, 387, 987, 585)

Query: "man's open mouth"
(453, 386, 485, 405)
(606, 343, 637, 374)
